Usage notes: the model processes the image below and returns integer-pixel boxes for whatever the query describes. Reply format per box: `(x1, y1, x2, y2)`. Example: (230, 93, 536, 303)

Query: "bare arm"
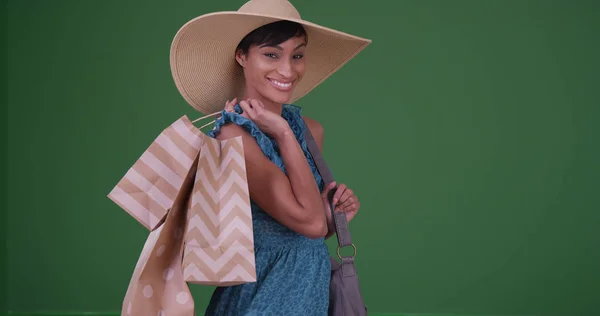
(215, 122, 327, 239)
(302, 117, 336, 239)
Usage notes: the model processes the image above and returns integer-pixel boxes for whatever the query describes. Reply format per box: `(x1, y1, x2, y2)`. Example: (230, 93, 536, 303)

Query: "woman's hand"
(332, 183, 360, 222)
(225, 98, 291, 139)
(321, 182, 361, 223)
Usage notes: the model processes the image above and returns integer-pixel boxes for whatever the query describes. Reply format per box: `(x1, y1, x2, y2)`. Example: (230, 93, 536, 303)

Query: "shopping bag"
(111, 112, 257, 315)
(183, 134, 257, 286)
(108, 116, 205, 230)
(121, 154, 198, 316)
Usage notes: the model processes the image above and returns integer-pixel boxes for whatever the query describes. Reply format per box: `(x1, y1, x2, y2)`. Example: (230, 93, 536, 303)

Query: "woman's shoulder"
(283, 103, 324, 146)
(302, 116, 323, 135)
(301, 115, 324, 149)
(207, 108, 272, 151)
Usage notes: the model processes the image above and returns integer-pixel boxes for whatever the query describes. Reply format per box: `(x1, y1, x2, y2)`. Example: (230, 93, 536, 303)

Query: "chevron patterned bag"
(182, 133, 257, 285)
(109, 113, 256, 315)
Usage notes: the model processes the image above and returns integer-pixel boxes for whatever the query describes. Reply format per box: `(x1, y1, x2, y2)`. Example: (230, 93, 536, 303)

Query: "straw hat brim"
(170, 11, 371, 114)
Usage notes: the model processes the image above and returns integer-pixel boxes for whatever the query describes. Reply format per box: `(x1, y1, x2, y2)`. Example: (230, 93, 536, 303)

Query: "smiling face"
(234, 20, 308, 107)
(236, 37, 307, 104)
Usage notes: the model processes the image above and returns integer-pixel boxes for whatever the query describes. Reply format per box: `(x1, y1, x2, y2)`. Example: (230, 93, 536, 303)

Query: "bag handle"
(192, 111, 222, 129)
(304, 126, 357, 259)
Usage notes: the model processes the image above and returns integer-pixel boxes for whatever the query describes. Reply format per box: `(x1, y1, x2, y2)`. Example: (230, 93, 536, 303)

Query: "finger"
(332, 184, 346, 205)
(345, 207, 358, 221)
(339, 198, 355, 211)
(248, 99, 264, 109)
(238, 99, 249, 109)
(336, 188, 354, 206)
(238, 100, 254, 118)
(244, 99, 256, 109)
(225, 99, 235, 112)
(248, 99, 264, 116)
(321, 181, 336, 197)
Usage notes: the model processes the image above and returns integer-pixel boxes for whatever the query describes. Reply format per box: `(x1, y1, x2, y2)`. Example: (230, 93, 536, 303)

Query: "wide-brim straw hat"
(169, 0, 372, 114)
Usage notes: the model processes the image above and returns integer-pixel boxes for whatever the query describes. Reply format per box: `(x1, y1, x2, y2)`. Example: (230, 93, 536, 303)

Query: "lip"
(267, 78, 294, 92)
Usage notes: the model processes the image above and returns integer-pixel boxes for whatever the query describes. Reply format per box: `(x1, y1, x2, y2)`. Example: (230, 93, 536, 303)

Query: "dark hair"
(236, 20, 307, 55)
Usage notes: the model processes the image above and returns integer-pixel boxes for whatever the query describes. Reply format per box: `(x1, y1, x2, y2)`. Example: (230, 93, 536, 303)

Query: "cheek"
(249, 62, 271, 81)
(294, 62, 306, 78)
(243, 56, 265, 76)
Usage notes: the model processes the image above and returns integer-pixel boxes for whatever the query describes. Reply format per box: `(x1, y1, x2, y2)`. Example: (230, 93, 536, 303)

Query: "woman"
(169, 0, 371, 314)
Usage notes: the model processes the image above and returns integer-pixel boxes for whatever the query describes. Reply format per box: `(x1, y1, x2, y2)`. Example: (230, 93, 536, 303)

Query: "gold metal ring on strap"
(337, 243, 357, 259)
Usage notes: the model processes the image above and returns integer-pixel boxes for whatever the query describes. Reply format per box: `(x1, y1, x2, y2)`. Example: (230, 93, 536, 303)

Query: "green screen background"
(5, 0, 600, 315)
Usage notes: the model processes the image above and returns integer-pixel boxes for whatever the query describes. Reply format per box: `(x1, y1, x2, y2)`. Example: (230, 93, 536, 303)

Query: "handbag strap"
(304, 127, 356, 256)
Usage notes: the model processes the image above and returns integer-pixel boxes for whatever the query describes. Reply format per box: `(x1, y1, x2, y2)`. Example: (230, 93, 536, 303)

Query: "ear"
(235, 49, 247, 67)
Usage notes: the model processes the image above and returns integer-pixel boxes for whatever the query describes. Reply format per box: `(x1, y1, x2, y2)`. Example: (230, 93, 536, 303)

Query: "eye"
(293, 54, 304, 60)
(263, 53, 278, 59)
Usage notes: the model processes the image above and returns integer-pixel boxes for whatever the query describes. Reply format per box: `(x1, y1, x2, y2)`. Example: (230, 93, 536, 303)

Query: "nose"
(276, 60, 293, 79)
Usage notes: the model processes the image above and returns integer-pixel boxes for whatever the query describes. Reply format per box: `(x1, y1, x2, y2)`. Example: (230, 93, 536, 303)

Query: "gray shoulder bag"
(304, 127, 368, 316)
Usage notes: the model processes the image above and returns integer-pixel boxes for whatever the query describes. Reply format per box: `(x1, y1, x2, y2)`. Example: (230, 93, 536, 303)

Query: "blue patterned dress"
(204, 103, 330, 316)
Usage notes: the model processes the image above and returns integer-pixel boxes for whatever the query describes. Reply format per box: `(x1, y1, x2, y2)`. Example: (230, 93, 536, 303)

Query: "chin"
(265, 90, 294, 104)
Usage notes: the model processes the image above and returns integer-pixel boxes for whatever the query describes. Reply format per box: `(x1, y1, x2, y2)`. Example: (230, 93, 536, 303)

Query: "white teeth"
(270, 79, 292, 88)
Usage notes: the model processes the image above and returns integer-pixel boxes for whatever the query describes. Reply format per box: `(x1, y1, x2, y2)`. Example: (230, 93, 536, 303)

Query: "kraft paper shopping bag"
(111, 113, 257, 315)
(183, 135, 257, 286)
(121, 154, 198, 316)
(108, 116, 205, 230)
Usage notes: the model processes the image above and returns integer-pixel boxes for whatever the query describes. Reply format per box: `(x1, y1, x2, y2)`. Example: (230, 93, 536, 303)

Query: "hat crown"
(238, 0, 301, 20)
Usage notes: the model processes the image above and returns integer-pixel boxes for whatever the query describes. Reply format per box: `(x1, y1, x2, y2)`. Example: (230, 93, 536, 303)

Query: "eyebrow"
(260, 43, 307, 51)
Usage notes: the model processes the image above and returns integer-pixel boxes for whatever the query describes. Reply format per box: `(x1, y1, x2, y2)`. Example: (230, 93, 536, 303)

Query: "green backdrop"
(6, 0, 600, 315)
(2, 1, 7, 314)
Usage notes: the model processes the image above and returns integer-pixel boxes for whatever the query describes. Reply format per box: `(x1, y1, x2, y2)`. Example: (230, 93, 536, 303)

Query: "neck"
(242, 90, 283, 116)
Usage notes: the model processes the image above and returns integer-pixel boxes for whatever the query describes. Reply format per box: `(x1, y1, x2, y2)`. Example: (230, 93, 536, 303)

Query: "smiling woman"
(206, 19, 335, 314)
(167, 0, 372, 314)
